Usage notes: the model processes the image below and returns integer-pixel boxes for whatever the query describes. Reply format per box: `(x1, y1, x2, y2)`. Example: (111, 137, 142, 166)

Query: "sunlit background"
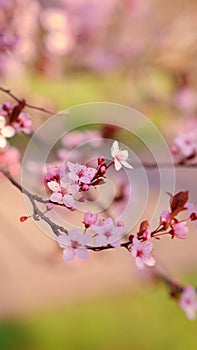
(1, 0, 197, 349)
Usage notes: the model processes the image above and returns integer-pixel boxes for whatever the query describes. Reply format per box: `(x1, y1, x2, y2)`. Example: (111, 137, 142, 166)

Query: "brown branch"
(1, 170, 67, 236)
(0, 86, 55, 115)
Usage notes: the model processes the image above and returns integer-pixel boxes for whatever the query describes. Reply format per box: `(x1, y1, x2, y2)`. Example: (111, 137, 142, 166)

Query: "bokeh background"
(1, 0, 197, 349)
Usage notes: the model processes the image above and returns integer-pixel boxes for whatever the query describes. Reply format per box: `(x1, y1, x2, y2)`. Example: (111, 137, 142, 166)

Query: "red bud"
(20, 216, 29, 222)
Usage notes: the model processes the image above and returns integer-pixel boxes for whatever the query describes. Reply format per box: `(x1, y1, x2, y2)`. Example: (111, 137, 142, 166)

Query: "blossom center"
(71, 240, 80, 249)
(136, 249, 143, 258)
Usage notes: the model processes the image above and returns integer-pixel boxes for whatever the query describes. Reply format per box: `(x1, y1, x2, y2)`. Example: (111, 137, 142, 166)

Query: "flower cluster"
(0, 101, 32, 175)
(1, 86, 197, 322)
(46, 141, 133, 210)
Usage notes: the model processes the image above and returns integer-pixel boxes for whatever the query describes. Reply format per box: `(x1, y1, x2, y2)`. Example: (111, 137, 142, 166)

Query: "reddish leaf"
(137, 220, 149, 238)
(168, 191, 189, 217)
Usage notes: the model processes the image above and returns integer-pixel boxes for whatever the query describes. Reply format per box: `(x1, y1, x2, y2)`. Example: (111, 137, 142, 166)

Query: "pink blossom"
(57, 229, 92, 261)
(142, 228, 151, 240)
(0, 116, 15, 148)
(173, 132, 197, 158)
(186, 203, 197, 221)
(67, 161, 97, 185)
(160, 210, 171, 229)
(173, 87, 197, 113)
(111, 140, 133, 171)
(0, 146, 20, 176)
(62, 131, 87, 148)
(12, 112, 32, 134)
(83, 212, 98, 228)
(91, 217, 125, 247)
(61, 130, 102, 149)
(130, 237, 156, 270)
(179, 285, 197, 320)
(44, 163, 61, 183)
(173, 221, 189, 239)
(47, 179, 79, 209)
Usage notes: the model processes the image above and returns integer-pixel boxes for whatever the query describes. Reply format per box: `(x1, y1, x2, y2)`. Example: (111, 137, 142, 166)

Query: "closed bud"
(98, 155, 105, 165)
(20, 216, 29, 222)
(100, 165, 106, 175)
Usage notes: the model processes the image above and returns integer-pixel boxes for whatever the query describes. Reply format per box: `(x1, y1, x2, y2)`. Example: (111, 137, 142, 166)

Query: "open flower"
(0, 116, 15, 148)
(0, 146, 20, 176)
(12, 112, 32, 134)
(173, 132, 197, 158)
(111, 140, 133, 171)
(172, 221, 189, 239)
(186, 203, 197, 223)
(179, 285, 197, 320)
(57, 229, 92, 261)
(47, 179, 79, 209)
(130, 237, 156, 270)
(91, 217, 125, 247)
(67, 161, 97, 184)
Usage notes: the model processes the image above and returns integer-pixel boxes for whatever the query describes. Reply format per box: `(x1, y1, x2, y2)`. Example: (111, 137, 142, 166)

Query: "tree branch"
(0, 86, 55, 115)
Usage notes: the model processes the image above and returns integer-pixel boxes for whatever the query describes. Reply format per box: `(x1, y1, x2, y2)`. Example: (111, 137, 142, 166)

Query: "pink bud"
(98, 155, 105, 165)
(171, 146, 178, 155)
(70, 206, 77, 211)
(117, 221, 124, 227)
(79, 196, 87, 202)
(100, 165, 106, 175)
(82, 184, 89, 191)
(46, 203, 53, 210)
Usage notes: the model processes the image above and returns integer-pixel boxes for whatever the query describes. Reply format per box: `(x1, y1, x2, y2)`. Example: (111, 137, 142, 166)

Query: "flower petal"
(50, 192, 63, 203)
(0, 135, 7, 148)
(119, 150, 129, 160)
(94, 235, 107, 246)
(63, 247, 75, 261)
(1, 125, 15, 138)
(121, 160, 133, 169)
(111, 140, 119, 157)
(114, 158, 122, 171)
(47, 181, 61, 192)
(63, 194, 75, 208)
(0, 116, 6, 129)
(76, 247, 89, 259)
(144, 256, 156, 267)
(57, 234, 70, 247)
(135, 257, 144, 270)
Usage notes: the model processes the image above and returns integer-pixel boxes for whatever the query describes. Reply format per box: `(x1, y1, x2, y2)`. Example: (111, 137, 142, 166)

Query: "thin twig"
(1, 170, 67, 236)
(0, 86, 55, 114)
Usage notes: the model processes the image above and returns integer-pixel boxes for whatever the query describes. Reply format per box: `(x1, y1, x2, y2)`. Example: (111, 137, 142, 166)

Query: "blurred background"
(1, 0, 197, 349)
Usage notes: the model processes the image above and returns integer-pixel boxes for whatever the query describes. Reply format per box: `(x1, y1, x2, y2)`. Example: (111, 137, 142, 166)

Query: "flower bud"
(82, 184, 89, 191)
(20, 216, 29, 222)
(98, 155, 105, 165)
(100, 165, 106, 175)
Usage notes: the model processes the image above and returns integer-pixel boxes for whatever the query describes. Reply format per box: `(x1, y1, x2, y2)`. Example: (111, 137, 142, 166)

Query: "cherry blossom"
(172, 221, 189, 239)
(61, 130, 102, 149)
(91, 217, 125, 247)
(47, 179, 79, 209)
(186, 203, 197, 221)
(83, 212, 98, 228)
(179, 285, 197, 320)
(12, 112, 32, 134)
(173, 132, 197, 158)
(57, 229, 92, 261)
(67, 161, 97, 185)
(0, 146, 20, 176)
(160, 210, 171, 230)
(44, 163, 61, 183)
(130, 237, 156, 270)
(0, 116, 15, 148)
(111, 140, 133, 171)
